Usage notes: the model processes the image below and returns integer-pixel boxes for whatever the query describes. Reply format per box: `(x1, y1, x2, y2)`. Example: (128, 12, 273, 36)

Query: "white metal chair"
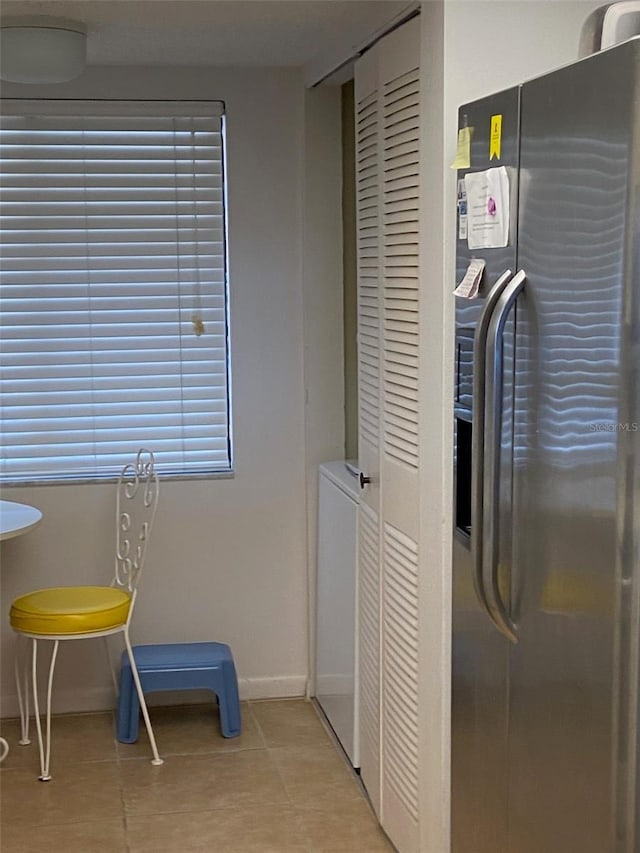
(10, 448, 164, 780)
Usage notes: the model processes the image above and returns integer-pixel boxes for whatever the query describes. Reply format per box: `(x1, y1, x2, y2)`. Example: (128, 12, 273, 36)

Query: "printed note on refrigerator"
(464, 166, 510, 249)
(450, 126, 473, 169)
(454, 258, 486, 299)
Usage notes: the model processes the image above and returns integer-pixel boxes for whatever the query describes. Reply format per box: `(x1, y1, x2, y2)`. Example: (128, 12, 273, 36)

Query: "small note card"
(454, 258, 486, 299)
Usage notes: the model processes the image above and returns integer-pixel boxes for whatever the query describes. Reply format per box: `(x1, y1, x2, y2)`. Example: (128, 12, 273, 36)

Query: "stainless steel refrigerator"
(451, 38, 640, 853)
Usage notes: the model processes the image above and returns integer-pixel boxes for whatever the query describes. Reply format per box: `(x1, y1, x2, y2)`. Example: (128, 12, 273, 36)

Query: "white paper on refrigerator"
(464, 166, 510, 249)
(454, 258, 486, 299)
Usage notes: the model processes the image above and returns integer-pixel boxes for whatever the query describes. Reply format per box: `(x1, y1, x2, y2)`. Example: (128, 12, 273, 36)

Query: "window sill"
(1, 470, 235, 488)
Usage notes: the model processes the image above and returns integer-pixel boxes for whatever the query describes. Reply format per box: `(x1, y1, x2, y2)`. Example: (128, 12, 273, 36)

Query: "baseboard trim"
(238, 675, 308, 701)
(0, 675, 308, 718)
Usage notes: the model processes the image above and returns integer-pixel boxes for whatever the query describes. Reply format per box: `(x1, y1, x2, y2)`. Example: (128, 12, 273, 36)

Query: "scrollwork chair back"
(114, 448, 159, 592)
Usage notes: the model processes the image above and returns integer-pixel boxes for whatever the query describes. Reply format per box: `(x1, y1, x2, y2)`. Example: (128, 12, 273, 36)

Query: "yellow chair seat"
(10, 586, 131, 636)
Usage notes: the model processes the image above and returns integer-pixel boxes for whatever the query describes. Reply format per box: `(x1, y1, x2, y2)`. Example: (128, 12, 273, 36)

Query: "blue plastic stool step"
(117, 642, 241, 743)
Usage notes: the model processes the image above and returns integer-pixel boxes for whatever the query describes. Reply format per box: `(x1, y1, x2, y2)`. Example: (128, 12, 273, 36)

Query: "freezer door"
(508, 39, 640, 853)
(451, 85, 519, 853)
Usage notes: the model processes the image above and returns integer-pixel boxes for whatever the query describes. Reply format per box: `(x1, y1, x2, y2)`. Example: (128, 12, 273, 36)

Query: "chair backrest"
(114, 448, 160, 592)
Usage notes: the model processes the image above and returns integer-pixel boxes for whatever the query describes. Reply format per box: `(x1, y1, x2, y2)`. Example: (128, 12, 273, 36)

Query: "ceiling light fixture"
(0, 16, 87, 84)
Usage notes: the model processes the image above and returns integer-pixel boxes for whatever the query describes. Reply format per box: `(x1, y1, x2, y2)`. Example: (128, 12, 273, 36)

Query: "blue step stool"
(116, 642, 241, 743)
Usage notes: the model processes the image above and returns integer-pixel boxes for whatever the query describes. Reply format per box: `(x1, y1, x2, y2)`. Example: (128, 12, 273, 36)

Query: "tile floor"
(0, 698, 394, 852)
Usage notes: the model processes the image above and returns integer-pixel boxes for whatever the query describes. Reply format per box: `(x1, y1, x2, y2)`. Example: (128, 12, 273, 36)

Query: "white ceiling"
(0, 1, 412, 77)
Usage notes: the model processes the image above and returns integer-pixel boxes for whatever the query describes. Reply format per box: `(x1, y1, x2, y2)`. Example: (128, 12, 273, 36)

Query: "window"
(0, 99, 231, 482)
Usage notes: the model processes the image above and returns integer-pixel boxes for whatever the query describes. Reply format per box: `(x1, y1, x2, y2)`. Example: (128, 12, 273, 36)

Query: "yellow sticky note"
(489, 114, 502, 160)
(450, 126, 473, 170)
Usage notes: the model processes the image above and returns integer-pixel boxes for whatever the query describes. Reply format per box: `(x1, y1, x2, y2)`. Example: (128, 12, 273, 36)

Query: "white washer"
(315, 461, 359, 767)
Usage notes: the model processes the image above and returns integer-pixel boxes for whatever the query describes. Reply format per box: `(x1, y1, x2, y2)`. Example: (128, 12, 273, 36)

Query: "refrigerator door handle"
(471, 269, 514, 615)
(483, 269, 526, 644)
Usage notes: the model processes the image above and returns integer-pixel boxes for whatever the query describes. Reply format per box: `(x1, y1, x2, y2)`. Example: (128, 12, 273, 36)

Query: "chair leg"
(32, 638, 59, 781)
(123, 631, 163, 766)
(15, 635, 31, 745)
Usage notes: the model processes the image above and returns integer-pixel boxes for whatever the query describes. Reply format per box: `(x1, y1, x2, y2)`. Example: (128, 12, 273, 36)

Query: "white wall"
(0, 65, 343, 714)
(301, 86, 345, 695)
(418, 1, 604, 850)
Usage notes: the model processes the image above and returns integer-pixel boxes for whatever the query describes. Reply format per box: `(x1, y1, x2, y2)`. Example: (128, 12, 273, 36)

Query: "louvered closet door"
(354, 18, 422, 849)
(354, 44, 383, 818)
(379, 17, 421, 853)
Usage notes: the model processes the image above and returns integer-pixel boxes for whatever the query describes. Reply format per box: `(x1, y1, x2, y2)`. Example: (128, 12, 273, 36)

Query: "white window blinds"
(0, 99, 231, 482)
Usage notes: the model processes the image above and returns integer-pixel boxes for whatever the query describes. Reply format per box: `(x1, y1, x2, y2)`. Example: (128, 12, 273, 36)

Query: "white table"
(0, 499, 43, 541)
(0, 499, 43, 761)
